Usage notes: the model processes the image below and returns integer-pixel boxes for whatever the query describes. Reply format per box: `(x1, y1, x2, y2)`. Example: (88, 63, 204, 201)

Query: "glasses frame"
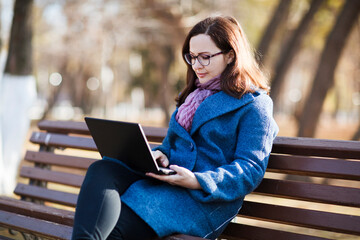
(184, 51, 223, 66)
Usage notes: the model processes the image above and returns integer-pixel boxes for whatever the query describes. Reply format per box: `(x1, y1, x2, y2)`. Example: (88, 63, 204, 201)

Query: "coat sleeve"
(190, 97, 279, 203)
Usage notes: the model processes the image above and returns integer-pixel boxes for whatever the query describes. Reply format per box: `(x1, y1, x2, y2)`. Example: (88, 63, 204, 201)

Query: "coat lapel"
(190, 91, 257, 135)
(168, 109, 191, 138)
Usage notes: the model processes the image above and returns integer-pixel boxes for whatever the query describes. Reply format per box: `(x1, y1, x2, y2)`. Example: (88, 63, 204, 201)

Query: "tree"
(131, 0, 188, 124)
(270, 0, 324, 106)
(0, 0, 36, 195)
(4, 0, 33, 75)
(256, 0, 292, 64)
(297, 0, 360, 137)
(352, 124, 360, 141)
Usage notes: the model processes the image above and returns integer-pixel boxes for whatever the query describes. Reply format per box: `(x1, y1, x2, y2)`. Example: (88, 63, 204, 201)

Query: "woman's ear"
(226, 50, 235, 64)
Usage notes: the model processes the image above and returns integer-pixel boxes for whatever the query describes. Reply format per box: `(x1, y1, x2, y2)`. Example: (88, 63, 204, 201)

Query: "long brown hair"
(176, 16, 269, 107)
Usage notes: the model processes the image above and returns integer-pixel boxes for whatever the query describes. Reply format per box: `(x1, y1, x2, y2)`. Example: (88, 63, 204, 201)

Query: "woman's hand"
(146, 165, 202, 190)
(152, 150, 169, 167)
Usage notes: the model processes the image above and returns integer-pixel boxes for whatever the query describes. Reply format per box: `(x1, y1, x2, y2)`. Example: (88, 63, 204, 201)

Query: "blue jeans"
(71, 159, 157, 240)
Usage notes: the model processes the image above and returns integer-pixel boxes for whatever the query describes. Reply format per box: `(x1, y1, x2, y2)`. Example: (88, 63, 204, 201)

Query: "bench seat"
(0, 120, 359, 239)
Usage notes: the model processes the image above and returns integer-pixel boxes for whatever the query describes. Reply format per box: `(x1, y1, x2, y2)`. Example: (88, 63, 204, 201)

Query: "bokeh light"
(49, 72, 62, 86)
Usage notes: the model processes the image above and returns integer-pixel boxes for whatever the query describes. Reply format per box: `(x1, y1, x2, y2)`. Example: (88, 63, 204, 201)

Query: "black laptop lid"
(84, 117, 159, 173)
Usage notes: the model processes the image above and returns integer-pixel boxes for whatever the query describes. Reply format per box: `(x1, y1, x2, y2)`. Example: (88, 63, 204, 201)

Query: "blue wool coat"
(122, 90, 279, 239)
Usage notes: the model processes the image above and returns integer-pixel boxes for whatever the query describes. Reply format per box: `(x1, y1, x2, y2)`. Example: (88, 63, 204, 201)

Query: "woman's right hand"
(152, 150, 169, 167)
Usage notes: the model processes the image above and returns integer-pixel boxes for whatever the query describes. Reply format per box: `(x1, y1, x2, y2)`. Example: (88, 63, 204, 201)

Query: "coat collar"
(189, 91, 257, 135)
(169, 91, 259, 137)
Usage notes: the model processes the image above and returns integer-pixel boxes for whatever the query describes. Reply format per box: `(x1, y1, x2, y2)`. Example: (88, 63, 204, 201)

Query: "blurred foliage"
(1, 0, 359, 135)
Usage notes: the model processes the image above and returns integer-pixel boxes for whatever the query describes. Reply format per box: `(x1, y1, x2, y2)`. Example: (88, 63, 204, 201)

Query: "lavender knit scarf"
(176, 75, 222, 131)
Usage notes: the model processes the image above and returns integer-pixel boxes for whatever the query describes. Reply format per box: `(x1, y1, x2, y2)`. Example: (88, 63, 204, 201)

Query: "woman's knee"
(84, 158, 144, 192)
(84, 160, 120, 183)
(87, 159, 116, 174)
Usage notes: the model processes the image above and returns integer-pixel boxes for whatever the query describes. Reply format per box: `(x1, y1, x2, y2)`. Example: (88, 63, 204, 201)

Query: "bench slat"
(0, 210, 72, 239)
(222, 223, 328, 240)
(142, 126, 168, 142)
(272, 137, 360, 159)
(268, 154, 360, 180)
(0, 196, 74, 226)
(25, 150, 97, 169)
(36, 121, 360, 159)
(14, 183, 78, 207)
(255, 179, 360, 207)
(38, 120, 168, 143)
(29, 132, 161, 154)
(239, 201, 360, 235)
(25, 150, 360, 181)
(20, 166, 84, 188)
(30, 132, 97, 151)
(38, 120, 90, 135)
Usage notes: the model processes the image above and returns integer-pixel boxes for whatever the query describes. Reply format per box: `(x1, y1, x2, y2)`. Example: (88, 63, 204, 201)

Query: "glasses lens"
(198, 54, 210, 66)
(184, 54, 194, 65)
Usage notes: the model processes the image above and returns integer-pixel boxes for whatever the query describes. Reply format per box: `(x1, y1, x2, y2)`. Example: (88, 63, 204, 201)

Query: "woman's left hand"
(146, 165, 202, 190)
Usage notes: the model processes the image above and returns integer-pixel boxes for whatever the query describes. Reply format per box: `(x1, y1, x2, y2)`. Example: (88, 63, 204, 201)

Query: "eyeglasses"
(184, 51, 223, 66)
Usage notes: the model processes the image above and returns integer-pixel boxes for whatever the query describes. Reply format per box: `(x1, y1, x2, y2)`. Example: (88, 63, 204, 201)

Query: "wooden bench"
(0, 119, 360, 240)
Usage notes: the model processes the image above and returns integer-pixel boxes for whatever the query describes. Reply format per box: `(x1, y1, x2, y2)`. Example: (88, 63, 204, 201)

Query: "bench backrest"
(17, 120, 360, 240)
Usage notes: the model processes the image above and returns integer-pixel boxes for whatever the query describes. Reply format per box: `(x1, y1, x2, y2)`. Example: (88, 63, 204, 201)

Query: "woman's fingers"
(152, 150, 169, 167)
(146, 165, 201, 190)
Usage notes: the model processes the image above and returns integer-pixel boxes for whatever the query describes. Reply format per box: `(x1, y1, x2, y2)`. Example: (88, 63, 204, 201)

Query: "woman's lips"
(197, 73, 207, 78)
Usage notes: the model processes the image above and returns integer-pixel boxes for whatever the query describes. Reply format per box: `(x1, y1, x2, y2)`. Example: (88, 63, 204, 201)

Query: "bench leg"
(22, 145, 55, 205)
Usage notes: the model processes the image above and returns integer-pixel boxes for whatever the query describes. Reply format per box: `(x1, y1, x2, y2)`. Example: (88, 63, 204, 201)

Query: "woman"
(72, 16, 279, 240)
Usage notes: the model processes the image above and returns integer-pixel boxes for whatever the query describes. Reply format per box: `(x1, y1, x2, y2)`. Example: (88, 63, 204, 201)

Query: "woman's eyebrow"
(189, 51, 211, 55)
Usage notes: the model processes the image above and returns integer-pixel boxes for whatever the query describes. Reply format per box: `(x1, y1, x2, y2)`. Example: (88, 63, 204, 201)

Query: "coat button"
(189, 142, 194, 151)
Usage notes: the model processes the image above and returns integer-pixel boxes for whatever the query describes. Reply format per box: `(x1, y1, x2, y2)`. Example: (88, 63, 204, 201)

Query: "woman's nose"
(192, 59, 203, 70)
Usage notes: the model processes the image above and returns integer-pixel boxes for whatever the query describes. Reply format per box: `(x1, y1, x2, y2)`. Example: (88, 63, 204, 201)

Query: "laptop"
(84, 117, 175, 175)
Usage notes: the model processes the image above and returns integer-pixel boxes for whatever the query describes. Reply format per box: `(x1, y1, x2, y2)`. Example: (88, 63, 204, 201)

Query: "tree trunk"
(0, 0, 36, 195)
(137, 0, 186, 125)
(256, 0, 292, 64)
(352, 123, 360, 141)
(4, 0, 33, 75)
(270, 0, 324, 106)
(297, 0, 360, 137)
(159, 45, 174, 124)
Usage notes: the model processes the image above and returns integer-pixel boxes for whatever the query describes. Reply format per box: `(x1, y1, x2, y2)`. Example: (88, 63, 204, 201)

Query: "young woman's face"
(189, 34, 232, 84)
